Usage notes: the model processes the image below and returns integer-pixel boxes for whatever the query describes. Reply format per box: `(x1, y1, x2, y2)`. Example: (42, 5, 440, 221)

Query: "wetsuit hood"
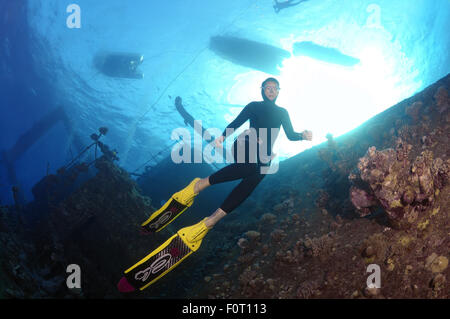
(261, 77, 279, 104)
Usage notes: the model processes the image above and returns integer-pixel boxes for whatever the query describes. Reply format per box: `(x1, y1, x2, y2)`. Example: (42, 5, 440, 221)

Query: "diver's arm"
(221, 103, 252, 138)
(281, 108, 304, 141)
(215, 103, 252, 148)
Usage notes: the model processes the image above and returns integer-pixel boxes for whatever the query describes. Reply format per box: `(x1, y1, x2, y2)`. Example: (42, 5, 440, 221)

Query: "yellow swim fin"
(118, 218, 210, 292)
(177, 217, 210, 252)
(141, 178, 200, 233)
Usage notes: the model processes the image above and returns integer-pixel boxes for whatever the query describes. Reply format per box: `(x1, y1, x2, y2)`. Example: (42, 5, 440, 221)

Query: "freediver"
(273, 0, 307, 14)
(121, 77, 313, 292)
(145, 77, 312, 241)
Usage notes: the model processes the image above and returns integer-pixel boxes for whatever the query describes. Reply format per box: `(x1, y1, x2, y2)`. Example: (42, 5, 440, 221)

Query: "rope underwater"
(130, 0, 258, 174)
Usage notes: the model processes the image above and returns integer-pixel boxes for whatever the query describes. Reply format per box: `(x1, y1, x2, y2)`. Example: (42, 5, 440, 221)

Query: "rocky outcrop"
(350, 141, 449, 228)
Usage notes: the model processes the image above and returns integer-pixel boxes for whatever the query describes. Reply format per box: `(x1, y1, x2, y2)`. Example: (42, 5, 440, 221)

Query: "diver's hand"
(302, 130, 313, 141)
(215, 135, 225, 148)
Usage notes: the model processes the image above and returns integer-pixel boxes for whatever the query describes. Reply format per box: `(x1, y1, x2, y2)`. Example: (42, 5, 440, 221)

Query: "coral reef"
(434, 86, 449, 113)
(349, 141, 448, 228)
(193, 74, 449, 299)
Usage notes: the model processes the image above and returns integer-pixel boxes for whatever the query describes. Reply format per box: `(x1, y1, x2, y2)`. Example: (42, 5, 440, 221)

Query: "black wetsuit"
(209, 90, 303, 214)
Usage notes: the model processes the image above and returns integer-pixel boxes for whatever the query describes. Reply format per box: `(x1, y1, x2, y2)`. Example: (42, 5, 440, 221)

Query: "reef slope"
(196, 73, 449, 299)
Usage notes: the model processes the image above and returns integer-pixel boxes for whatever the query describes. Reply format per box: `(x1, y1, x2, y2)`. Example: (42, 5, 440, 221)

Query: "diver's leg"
(205, 164, 265, 228)
(204, 168, 266, 229)
(204, 208, 227, 228)
(194, 176, 211, 194)
(194, 161, 255, 194)
(220, 171, 266, 212)
(194, 162, 254, 194)
(208, 163, 256, 185)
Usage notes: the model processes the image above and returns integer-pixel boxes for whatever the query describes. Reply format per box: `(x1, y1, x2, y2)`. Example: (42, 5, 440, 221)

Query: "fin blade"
(141, 178, 200, 233)
(141, 197, 173, 226)
(121, 234, 193, 291)
(141, 198, 188, 232)
(117, 276, 135, 293)
(124, 234, 178, 273)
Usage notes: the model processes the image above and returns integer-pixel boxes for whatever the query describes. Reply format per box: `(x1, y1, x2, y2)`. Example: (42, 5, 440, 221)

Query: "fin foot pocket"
(178, 218, 210, 251)
(172, 177, 200, 206)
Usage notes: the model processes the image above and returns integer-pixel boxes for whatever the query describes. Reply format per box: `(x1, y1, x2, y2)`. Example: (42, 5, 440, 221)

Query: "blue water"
(1, 0, 449, 205)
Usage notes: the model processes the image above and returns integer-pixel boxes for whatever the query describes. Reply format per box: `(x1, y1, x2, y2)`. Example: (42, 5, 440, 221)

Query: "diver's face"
(263, 81, 279, 101)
